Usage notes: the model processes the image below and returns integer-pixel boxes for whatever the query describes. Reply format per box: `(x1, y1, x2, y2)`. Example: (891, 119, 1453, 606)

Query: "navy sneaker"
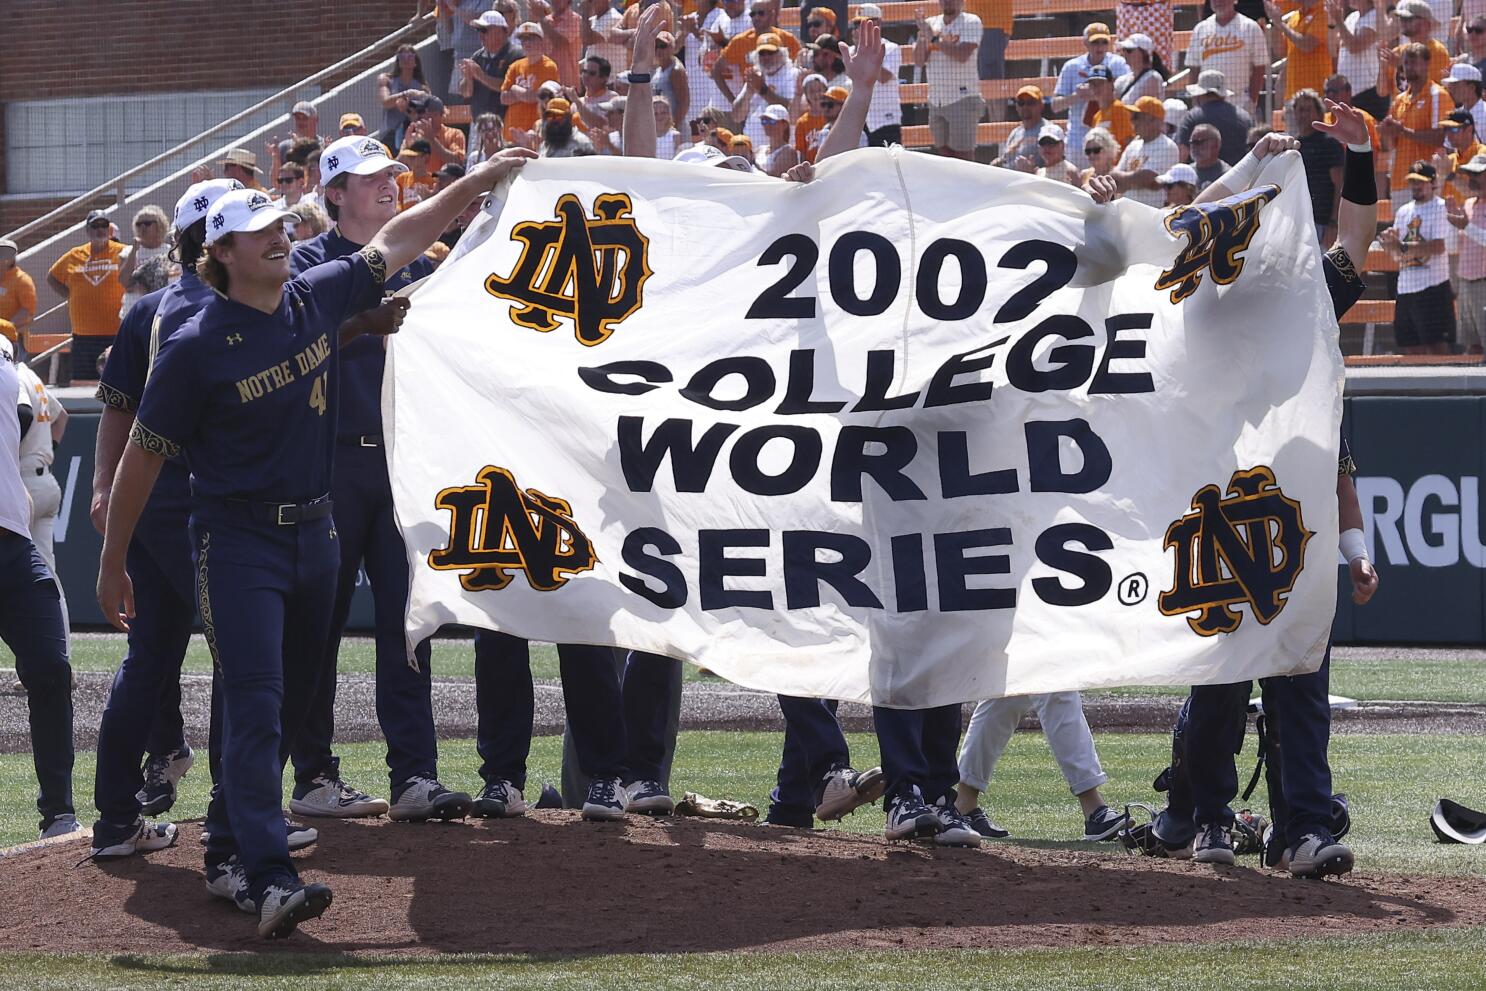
(257, 880, 333, 939)
(582, 777, 627, 821)
(137, 745, 194, 817)
(761, 805, 815, 829)
(884, 787, 942, 841)
(388, 775, 473, 822)
(534, 784, 564, 809)
(933, 799, 982, 848)
(1193, 822, 1236, 865)
(473, 779, 527, 818)
(1083, 805, 1130, 841)
(205, 856, 254, 914)
(1287, 832, 1354, 878)
(966, 806, 1010, 839)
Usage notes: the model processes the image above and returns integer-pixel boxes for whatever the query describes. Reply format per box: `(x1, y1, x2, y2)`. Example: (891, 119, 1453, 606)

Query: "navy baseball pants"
(473, 632, 628, 791)
(1157, 647, 1334, 846)
(622, 650, 682, 785)
(873, 703, 962, 806)
(93, 464, 202, 839)
(292, 445, 435, 791)
(195, 510, 336, 900)
(768, 695, 852, 825)
(0, 529, 73, 830)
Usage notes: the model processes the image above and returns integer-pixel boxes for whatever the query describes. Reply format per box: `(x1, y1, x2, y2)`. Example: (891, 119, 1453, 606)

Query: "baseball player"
(15, 358, 69, 641)
(764, 696, 885, 827)
(96, 151, 533, 939)
(2, 336, 76, 839)
(89, 180, 239, 860)
(1141, 102, 1380, 876)
(471, 633, 632, 820)
(285, 134, 469, 824)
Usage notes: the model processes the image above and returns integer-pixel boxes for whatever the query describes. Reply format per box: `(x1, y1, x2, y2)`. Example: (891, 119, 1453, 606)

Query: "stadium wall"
(43, 397, 1486, 644)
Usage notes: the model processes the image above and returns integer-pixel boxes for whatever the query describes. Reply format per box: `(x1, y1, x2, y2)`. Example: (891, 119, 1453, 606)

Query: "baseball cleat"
(289, 774, 389, 819)
(815, 766, 886, 821)
(138, 745, 194, 817)
(205, 857, 254, 914)
(1287, 832, 1355, 878)
(624, 779, 675, 816)
(285, 820, 318, 851)
(473, 779, 527, 818)
(966, 806, 1010, 839)
(388, 776, 473, 822)
(582, 777, 628, 821)
(884, 788, 942, 841)
(91, 819, 178, 859)
(1193, 822, 1236, 865)
(257, 881, 333, 939)
(40, 813, 83, 840)
(933, 799, 983, 848)
(1083, 805, 1130, 842)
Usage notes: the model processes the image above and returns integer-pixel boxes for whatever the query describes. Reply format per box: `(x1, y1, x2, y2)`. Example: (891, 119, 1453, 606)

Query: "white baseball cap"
(173, 178, 244, 232)
(204, 188, 299, 244)
(1037, 123, 1066, 143)
(472, 10, 508, 29)
(1156, 163, 1199, 186)
(760, 104, 791, 123)
(1447, 62, 1484, 83)
(673, 143, 752, 171)
(320, 135, 409, 187)
(1118, 33, 1153, 53)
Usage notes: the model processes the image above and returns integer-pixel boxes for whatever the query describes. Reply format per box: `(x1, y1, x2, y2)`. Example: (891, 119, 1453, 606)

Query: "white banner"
(386, 148, 1342, 707)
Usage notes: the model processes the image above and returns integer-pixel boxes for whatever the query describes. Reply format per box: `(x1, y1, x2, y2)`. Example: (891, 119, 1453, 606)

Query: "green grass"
(2, 929, 1486, 990)
(5, 731, 1483, 879)
(5, 635, 1480, 701)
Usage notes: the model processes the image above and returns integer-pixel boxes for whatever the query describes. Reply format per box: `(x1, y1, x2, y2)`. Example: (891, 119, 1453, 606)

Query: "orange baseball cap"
(1083, 21, 1112, 42)
(756, 32, 783, 52)
(1016, 85, 1043, 101)
(545, 97, 572, 117)
(1133, 95, 1166, 120)
(711, 126, 735, 143)
(731, 133, 754, 149)
(825, 85, 850, 102)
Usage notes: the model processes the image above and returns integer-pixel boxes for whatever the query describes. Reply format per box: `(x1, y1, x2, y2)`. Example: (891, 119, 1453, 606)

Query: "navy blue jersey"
(133, 252, 383, 502)
(1322, 245, 1366, 322)
(98, 285, 173, 414)
(291, 229, 432, 438)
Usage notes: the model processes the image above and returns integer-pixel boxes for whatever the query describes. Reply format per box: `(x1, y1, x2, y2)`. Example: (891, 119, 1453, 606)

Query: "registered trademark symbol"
(1117, 573, 1148, 606)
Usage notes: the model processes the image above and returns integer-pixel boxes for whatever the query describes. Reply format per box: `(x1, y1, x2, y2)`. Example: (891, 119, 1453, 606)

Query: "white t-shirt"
(1001, 119, 1053, 165)
(587, 7, 629, 73)
(815, 121, 869, 153)
(1337, 9, 1379, 94)
(1393, 196, 1451, 293)
(925, 11, 983, 106)
(742, 63, 799, 146)
(1185, 13, 1269, 104)
(15, 362, 58, 473)
(0, 350, 30, 539)
(656, 128, 684, 160)
(851, 39, 902, 131)
(1426, 0, 1453, 43)
(1116, 132, 1180, 207)
(687, 6, 738, 115)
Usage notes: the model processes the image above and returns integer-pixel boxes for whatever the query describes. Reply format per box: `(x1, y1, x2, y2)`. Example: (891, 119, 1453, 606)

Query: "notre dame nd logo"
(1159, 466, 1312, 636)
(485, 193, 652, 347)
(428, 466, 597, 592)
(1154, 185, 1280, 304)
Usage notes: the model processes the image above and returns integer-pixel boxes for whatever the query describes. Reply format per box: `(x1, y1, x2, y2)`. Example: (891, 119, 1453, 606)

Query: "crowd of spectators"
(14, 0, 1486, 377)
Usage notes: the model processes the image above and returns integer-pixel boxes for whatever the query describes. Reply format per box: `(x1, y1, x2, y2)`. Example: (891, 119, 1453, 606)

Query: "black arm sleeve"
(1342, 146, 1377, 206)
(17, 404, 33, 436)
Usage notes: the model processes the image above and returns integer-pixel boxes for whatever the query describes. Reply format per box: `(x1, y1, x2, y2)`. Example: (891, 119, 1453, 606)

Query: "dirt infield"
(1, 815, 1481, 956)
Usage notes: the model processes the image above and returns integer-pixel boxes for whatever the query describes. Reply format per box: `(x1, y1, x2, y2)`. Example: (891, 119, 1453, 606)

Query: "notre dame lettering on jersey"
(1159, 466, 1312, 637)
(429, 465, 597, 592)
(1154, 185, 1280, 305)
(485, 193, 652, 347)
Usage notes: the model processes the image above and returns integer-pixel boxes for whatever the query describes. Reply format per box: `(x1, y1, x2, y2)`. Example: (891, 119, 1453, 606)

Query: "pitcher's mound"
(1, 813, 1480, 956)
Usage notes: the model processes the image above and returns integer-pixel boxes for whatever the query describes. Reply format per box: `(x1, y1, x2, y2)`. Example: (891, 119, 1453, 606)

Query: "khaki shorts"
(929, 95, 985, 153)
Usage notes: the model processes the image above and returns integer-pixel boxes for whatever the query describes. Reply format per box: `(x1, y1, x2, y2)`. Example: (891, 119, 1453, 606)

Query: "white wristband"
(1346, 140, 1372, 154)
(1340, 528, 1368, 564)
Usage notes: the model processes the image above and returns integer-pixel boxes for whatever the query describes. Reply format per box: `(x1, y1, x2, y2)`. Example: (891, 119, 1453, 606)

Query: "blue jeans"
(0, 530, 73, 829)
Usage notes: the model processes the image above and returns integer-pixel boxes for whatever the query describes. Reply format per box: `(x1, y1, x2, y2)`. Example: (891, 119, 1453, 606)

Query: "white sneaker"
(388, 775, 473, 822)
(624, 779, 676, 815)
(473, 779, 527, 818)
(91, 819, 178, 858)
(137, 745, 195, 817)
(39, 813, 83, 840)
(932, 800, 983, 848)
(1192, 822, 1236, 865)
(815, 766, 886, 821)
(289, 775, 389, 818)
(205, 857, 254, 914)
(582, 777, 628, 821)
(884, 787, 942, 841)
(257, 882, 333, 939)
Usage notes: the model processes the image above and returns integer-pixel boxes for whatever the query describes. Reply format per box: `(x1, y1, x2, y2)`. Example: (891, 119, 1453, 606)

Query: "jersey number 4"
(309, 373, 328, 416)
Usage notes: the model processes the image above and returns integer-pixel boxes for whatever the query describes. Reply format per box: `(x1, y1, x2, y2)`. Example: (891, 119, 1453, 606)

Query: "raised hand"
(1313, 98, 1370, 148)
(631, 2, 668, 76)
(1253, 132, 1300, 158)
(842, 17, 885, 89)
(1084, 173, 1118, 203)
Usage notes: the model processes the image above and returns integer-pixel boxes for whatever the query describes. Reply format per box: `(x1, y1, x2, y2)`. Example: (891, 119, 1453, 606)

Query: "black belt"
(205, 494, 333, 526)
(337, 433, 384, 448)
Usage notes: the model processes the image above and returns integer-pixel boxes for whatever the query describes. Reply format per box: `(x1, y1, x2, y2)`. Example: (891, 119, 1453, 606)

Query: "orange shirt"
(0, 265, 37, 336)
(1390, 84, 1455, 191)
(1392, 39, 1452, 86)
(48, 241, 125, 337)
(962, 0, 1013, 33)
(795, 112, 825, 158)
(1281, 6, 1331, 101)
(546, 8, 586, 89)
(0, 318, 15, 346)
(720, 27, 804, 70)
(501, 56, 562, 138)
(400, 123, 467, 172)
(396, 171, 440, 211)
(1090, 102, 1134, 150)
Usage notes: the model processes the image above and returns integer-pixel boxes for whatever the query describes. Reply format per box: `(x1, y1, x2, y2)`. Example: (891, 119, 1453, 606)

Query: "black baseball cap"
(85, 209, 111, 229)
(436, 163, 466, 181)
(1086, 65, 1114, 82)
(1444, 108, 1476, 129)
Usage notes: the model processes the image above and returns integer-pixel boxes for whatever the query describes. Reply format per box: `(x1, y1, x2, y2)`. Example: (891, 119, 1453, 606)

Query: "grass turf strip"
(6, 635, 1486, 702)
(3, 731, 1483, 879)
(1, 930, 1485, 990)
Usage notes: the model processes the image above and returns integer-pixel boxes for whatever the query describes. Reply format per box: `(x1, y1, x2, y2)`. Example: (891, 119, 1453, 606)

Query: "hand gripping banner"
(386, 148, 1342, 707)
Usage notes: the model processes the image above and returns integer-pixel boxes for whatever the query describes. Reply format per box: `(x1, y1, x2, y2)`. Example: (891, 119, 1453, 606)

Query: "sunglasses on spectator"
(808, 19, 825, 26)
(135, 219, 157, 228)
(657, 41, 670, 48)
(1083, 145, 1103, 155)
(88, 222, 110, 231)
(821, 100, 840, 109)
(277, 175, 298, 184)
(750, 10, 770, 17)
